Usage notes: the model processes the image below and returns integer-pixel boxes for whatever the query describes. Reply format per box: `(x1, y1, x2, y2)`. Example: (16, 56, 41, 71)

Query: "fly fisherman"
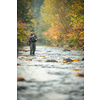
(29, 30, 38, 56)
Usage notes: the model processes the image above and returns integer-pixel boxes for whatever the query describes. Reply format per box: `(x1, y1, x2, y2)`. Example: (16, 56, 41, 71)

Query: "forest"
(17, 0, 84, 50)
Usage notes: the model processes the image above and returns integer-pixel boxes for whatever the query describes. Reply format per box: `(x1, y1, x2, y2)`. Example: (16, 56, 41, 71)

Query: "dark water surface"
(17, 46, 84, 100)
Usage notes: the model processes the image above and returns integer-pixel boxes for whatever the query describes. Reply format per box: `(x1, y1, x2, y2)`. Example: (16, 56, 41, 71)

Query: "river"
(17, 46, 84, 100)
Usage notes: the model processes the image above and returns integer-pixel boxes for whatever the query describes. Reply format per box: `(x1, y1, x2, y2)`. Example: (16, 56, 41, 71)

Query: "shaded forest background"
(17, 0, 84, 50)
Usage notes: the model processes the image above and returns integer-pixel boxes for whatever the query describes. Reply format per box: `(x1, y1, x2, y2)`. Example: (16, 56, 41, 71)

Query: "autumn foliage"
(40, 0, 84, 49)
(17, 18, 28, 43)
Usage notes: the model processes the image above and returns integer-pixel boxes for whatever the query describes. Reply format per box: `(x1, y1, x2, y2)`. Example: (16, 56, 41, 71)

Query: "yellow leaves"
(73, 68, 79, 71)
(63, 60, 68, 63)
(20, 39, 23, 42)
(17, 32, 20, 35)
(67, 33, 75, 37)
(31, 19, 37, 26)
(79, 31, 84, 40)
(51, 22, 55, 27)
(40, 55, 46, 57)
(25, 59, 32, 61)
(59, 60, 69, 63)
(59, 61, 63, 63)
(73, 59, 79, 61)
(54, 36, 58, 40)
(40, 0, 84, 49)
(31, 57, 36, 59)
(71, 5, 73, 7)
(20, 56, 25, 59)
(27, 55, 31, 57)
(17, 18, 28, 44)
(22, 54, 27, 56)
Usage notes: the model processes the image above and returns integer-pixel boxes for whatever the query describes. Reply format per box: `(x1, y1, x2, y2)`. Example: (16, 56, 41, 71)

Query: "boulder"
(45, 59, 58, 62)
(63, 58, 73, 62)
(77, 57, 84, 61)
(63, 49, 70, 51)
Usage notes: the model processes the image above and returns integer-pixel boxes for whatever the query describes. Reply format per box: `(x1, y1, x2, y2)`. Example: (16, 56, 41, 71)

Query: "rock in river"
(63, 49, 70, 51)
(63, 58, 73, 62)
(45, 59, 58, 62)
(77, 57, 84, 61)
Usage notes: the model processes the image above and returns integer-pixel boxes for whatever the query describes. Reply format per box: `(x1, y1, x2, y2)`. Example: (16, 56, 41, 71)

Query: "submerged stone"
(63, 49, 70, 51)
(45, 59, 58, 62)
(63, 58, 73, 62)
(77, 57, 84, 61)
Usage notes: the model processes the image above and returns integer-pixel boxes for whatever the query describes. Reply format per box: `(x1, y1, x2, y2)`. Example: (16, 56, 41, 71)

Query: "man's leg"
(33, 44, 36, 55)
(30, 44, 33, 55)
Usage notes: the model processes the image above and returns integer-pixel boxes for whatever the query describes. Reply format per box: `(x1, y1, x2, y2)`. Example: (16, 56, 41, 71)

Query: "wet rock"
(63, 58, 73, 62)
(63, 49, 70, 51)
(77, 57, 84, 61)
(17, 77, 25, 81)
(45, 59, 58, 62)
(17, 86, 27, 90)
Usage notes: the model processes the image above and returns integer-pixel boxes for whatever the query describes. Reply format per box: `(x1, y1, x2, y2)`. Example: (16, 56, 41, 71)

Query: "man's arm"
(29, 34, 34, 38)
(35, 35, 38, 41)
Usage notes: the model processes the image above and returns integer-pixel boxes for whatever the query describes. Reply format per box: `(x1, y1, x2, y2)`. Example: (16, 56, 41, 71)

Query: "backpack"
(27, 40, 30, 46)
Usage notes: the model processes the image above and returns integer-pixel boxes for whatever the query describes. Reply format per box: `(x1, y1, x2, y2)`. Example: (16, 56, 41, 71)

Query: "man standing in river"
(29, 30, 38, 56)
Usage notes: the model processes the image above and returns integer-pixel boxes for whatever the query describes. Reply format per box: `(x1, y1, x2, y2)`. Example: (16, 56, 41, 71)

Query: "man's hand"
(35, 39, 37, 40)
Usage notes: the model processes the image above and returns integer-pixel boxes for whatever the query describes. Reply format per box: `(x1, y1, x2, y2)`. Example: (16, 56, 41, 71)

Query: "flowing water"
(17, 46, 84, 100)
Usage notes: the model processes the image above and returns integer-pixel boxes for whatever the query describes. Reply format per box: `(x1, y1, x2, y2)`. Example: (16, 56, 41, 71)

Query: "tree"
(17, 0, 36, 47)
(40, 0, 84, 49)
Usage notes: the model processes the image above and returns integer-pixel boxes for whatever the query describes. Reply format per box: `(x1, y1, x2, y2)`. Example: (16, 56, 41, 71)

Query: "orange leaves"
(67, 33, 75, 37)
(17, 18, 29, 46)
(27, 55, 31, 57)
(59, 60, 70, 63)
(31, 57, 36, 59)
(76, 73, 84, 77)
(17, 54, 21, 56)
(17, 63, 20, 66)
(24, 50, 30, 52)
(73, 59, 79, 62)
(40, 55, 46, 57)
(43, 26, 64, 42)
(47, 51, 51, 52)
(17, 77, 25, 81)
(19, 50, 30, 52)
(73, 68, 79, 71)
(63, 60, 68, 63)
(20, 56, 25, 59)
(17, 18, 28, 29)
(22, 54, 27, 56)
(25, 59, 32, 61)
